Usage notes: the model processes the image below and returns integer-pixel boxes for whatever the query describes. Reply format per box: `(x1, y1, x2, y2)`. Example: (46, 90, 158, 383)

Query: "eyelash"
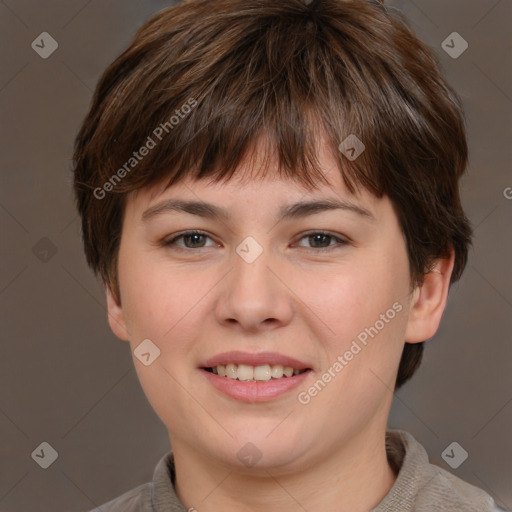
(162, 230, 349, 252)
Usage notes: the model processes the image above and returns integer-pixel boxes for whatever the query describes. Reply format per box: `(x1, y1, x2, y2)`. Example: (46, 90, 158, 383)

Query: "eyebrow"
(141, 198, 375, 223)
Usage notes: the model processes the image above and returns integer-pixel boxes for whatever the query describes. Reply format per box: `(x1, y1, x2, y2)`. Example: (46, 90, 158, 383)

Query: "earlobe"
(106, 285, 130, 342)
(404, 249, 455, 343)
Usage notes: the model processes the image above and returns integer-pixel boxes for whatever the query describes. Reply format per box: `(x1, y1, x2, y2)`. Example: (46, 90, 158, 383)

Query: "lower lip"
(201, 369, 311, 403)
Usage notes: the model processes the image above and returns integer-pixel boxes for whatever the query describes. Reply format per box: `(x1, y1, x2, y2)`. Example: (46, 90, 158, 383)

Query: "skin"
(106, 139, 454, 512)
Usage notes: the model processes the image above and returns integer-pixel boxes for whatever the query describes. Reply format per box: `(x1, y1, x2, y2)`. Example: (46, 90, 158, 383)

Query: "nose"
(214, 242, 295, 333)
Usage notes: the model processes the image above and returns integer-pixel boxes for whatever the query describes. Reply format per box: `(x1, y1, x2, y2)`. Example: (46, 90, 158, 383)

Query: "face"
(106, 142, 437, 475)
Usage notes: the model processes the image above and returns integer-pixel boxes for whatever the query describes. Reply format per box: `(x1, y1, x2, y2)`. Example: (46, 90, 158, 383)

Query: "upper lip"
(201, 351, 311, 370)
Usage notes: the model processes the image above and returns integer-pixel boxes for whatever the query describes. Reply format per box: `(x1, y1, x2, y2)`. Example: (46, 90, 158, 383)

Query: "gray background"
(0, 0, 510, 510)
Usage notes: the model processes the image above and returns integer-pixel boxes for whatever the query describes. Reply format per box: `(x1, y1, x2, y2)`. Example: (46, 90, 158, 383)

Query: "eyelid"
(292, 230, 350, 251)
(162, 229, 350, 251)
(163, 230, 217, 248)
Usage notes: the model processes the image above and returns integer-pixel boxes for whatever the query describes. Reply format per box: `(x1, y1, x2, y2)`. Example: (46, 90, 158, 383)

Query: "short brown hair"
(72, 0, 472, 389)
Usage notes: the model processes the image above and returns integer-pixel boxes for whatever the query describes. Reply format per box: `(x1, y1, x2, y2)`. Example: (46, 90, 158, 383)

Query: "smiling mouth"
(202, 363, 311, 382)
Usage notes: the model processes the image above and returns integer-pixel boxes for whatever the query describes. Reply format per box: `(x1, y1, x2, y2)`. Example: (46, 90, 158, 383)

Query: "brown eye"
(295, 231, 348, 250)
(163, 230, 215, 249)
(308, 233, 332, 248)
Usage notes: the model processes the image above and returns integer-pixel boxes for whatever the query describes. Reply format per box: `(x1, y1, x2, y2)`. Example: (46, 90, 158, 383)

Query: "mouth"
(202, 364, 311, 381)
(199, 351, 313, 402)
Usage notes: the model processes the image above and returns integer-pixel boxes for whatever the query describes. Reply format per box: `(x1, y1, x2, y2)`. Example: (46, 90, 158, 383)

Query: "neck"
(172, 427, 397, 512)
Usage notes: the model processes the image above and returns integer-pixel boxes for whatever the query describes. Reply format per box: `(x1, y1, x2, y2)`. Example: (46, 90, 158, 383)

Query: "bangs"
(81, 1, 401, 200)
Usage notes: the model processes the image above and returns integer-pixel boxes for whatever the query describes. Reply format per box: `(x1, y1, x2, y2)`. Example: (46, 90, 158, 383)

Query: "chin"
(210, 431, 309, 473)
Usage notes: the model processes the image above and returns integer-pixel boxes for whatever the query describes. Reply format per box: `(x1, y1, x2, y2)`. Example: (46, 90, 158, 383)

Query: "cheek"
(117, 248, 219, 355)
(318, 257, 406, 333)
(312, 248, 410, 384)
(116, 251, 206, 423)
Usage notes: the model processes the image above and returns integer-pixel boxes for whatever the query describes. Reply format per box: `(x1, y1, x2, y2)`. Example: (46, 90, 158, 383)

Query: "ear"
(106, 285, 130, 342)
(404, 249, 455, 343)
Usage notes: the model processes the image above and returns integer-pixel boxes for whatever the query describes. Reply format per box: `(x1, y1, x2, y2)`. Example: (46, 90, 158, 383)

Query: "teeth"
(237, 364, 254, 381)
(225, 363, 237, 379)
(254, 365, 271, 381)
(271, 364, 284, 378)
(210, 363, 304, 381)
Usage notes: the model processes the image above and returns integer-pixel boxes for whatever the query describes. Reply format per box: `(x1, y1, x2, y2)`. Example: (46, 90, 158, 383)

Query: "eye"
(163, 230, 216, 249)
(162, 230, 349, 251)
(294, 231, 349, 250)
